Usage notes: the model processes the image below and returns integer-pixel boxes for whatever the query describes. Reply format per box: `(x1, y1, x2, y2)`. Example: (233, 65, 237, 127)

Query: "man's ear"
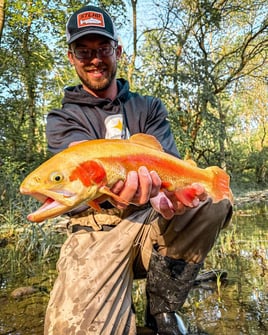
(68, 49, 75, 65)
(116, 45, 123, 60)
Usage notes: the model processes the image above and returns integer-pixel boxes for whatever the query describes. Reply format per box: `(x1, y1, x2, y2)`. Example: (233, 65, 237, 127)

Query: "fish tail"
(208, 166, 233, 204)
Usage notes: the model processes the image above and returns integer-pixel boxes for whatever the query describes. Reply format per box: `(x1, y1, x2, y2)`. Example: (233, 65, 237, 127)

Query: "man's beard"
(80, 65, 117, 92)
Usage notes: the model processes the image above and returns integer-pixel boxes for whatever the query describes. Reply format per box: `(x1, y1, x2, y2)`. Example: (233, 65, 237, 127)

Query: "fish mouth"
(21, 189, 77, 223)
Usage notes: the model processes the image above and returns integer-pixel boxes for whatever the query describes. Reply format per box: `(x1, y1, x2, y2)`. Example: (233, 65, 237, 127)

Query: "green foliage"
(15, 221, 64, 262)
(132, 0, 268, 174)
(0, 156, 64, 265)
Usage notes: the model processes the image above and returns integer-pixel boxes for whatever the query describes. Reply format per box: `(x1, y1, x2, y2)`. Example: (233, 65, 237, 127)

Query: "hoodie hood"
(62, 78, 130, 108)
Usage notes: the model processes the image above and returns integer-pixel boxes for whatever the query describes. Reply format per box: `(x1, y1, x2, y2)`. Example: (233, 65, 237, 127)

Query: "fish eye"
(50, 172, 64, 183)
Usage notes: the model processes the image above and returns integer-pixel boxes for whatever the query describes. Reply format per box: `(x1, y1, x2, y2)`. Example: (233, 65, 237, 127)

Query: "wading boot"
(146, 250, 205, 335)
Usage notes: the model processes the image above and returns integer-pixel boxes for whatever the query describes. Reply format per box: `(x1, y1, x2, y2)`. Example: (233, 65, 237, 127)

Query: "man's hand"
(150, 191, 186, 219)
(150, 187, 207, 220)
(110, 166, 162, 208)
(110, 167, 207, 219)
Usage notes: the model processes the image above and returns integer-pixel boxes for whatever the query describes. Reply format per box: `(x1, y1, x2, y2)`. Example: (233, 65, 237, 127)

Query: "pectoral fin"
(174, 189, 195, 207)
(99, 186, 129, 206)
(87, 200, 102, 212)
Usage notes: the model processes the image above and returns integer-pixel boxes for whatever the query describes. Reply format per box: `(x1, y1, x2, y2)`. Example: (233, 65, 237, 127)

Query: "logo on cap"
(77, 11, 105, 28)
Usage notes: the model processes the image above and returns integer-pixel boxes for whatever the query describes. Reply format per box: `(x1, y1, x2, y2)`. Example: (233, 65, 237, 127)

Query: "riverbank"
(234, 189, 268, 208)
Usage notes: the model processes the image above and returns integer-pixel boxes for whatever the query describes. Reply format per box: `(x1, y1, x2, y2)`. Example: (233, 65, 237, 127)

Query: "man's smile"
(85, 67, 106, 78)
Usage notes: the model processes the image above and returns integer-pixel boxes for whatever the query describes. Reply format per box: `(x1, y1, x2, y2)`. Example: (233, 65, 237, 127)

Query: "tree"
(0, 0, 63, 162)
(133, 0, 268, 172)
(0, 0, 5, 44)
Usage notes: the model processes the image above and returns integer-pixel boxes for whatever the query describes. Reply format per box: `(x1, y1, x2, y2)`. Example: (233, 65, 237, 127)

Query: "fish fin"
(184, 159, 197, 167)
(88, 200, 102, 212)
(173, 184, 206, 207)
(99, 186, 129, 205)
(206, 166, 233, 204)
(129, 133, 164, 151)
(174, 187, 198, 207)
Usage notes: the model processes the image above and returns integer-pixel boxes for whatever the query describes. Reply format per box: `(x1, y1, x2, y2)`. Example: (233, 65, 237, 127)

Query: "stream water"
(184, 202, 268, 334)
(0, 202, 267, 335)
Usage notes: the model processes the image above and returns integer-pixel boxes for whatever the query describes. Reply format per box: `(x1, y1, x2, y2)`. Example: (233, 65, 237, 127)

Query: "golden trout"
(20, 134, 233, 222)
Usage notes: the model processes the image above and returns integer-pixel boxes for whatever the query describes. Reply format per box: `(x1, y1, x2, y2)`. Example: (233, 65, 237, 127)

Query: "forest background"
(0, 0, 267, 221)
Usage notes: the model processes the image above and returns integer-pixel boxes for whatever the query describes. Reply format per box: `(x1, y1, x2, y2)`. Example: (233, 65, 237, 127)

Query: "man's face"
(68, 35, 122, 96)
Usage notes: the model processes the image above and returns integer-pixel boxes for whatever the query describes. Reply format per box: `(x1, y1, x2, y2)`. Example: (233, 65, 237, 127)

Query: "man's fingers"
(164, 191, 186, 214)
(110, 180, 125, 194)
(150, 192, 176, 219)
(149, 170, 162, 198)
(118, 171, 139, 203)
(131, 167, 152, 204)
(110, 167, 160, 208)
(191, 183, 208, 201)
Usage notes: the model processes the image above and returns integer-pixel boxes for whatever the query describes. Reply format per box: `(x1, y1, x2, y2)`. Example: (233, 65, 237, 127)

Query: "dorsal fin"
(129, 133, 164, 151)
(184, 159, 197, 167)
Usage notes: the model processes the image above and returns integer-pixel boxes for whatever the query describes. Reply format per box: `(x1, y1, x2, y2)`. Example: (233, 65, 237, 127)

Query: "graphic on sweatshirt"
(104, 115, 130, 139)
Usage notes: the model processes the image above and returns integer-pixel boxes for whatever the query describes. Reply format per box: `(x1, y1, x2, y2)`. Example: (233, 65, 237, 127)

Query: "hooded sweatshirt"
(46, 79, 180, 157)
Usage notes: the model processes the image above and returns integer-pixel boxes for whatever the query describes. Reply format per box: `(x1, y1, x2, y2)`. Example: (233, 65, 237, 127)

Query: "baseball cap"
(66, 5, 118, 45)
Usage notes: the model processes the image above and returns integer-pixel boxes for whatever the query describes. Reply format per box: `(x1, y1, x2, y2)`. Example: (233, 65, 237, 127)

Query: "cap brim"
(67, 29, 117, 44)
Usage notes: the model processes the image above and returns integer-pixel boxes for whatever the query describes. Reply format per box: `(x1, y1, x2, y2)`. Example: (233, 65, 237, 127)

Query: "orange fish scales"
(102, 153, 211, 191)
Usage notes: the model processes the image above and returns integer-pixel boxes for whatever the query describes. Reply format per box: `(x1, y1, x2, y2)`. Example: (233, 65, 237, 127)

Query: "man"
(44, 5, 232, 335)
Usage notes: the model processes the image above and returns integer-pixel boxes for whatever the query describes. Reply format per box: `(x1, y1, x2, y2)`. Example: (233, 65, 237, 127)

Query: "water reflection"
(184, 204, 268, 334)
(0, 203, 267, 334)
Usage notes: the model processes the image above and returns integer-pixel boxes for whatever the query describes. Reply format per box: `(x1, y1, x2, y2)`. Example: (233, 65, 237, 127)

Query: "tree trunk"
(0, 0, 5, 45)
(128, 0, 137, 88)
